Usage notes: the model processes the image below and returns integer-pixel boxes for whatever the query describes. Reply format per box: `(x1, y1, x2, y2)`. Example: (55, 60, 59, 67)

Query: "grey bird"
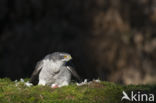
(30, 52, 81, 88)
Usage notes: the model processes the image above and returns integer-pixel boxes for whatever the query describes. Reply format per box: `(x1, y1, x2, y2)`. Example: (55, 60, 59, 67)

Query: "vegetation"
(0, 78, 155, 103)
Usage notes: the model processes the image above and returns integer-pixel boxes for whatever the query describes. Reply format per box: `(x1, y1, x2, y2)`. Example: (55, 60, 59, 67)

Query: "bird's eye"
(64, 55, 68, 58)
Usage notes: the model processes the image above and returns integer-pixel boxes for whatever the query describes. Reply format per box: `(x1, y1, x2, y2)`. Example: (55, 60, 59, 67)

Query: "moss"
(0, 78, 155, 103)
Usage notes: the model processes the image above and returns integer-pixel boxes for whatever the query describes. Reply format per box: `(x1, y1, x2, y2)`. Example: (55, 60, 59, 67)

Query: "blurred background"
(0, 0, 156, 84)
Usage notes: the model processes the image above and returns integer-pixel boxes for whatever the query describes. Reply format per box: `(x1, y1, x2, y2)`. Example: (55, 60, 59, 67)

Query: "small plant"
(0, 78, 155, 103)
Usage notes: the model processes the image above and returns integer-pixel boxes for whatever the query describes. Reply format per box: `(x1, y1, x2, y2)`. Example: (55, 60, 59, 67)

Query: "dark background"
(0, 0, 156, 84)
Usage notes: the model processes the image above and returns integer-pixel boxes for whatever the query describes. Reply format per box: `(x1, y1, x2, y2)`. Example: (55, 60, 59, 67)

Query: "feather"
(29, 61, 43, 85)
(66, 66, 82, 82)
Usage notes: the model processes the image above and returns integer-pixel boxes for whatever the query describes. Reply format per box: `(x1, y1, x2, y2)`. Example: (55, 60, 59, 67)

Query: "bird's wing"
(29, 60, 43, 85)
(66, 66, 82, 82)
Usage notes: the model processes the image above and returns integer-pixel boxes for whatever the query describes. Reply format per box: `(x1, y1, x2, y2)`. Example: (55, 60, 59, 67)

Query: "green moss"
(0, 78, 155, 103)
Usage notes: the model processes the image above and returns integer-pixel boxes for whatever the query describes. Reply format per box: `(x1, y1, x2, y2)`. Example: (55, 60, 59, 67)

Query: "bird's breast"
(42, 59, 62, 74)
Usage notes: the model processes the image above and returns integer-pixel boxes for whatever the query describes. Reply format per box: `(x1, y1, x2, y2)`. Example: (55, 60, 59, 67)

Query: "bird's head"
(59, 53, 72, 62)
(49, 52, 72, 63)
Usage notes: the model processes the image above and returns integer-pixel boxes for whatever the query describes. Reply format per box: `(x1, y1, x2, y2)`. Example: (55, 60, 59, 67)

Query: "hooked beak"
(64, 55, 72, 61)
(68, 55, 72, 60)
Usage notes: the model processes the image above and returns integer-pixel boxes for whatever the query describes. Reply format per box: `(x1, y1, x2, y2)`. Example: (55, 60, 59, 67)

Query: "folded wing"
(66, 66, 82, 82)
(29, 61, 43, 85)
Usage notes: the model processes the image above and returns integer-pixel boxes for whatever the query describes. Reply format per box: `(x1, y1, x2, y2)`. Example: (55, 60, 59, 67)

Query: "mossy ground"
(0, 78, 155, 103)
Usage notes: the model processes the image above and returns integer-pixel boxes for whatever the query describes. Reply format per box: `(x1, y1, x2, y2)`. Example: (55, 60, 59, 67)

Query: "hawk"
(30, 52, 81, 88)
